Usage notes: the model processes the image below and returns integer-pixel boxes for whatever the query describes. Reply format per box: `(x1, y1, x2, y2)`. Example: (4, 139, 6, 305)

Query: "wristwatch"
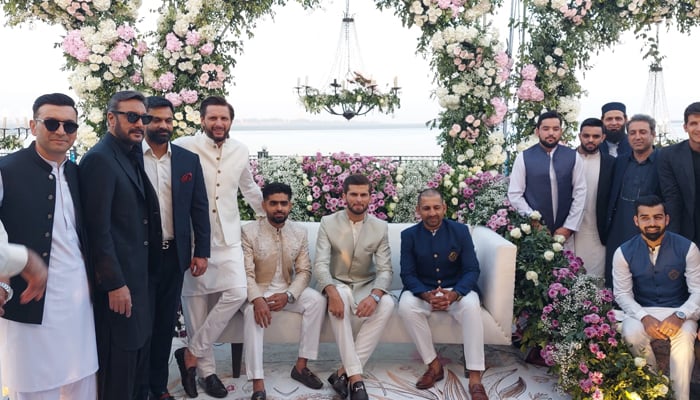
(369, 293, 381, 303)
(286, 291, 296, 304)
(0, 282, 13, 302)
(675, 311, 686, 320)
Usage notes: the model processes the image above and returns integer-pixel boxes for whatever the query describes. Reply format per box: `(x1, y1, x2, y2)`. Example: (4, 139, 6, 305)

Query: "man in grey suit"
(659, 102, 700, 245)
(314, 174, 394, 400)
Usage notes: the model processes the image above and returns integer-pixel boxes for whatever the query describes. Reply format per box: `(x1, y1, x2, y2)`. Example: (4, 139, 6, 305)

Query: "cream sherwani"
(173, 133, 264, 377)
(314, 210, 394, 377)
(241, 219, 325, 380)
(574, 151, 606, 278)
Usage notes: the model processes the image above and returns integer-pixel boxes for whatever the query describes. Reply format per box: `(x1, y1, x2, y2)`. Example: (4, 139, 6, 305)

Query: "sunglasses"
(35, 118, 79, 134)
(112, 111, 154, 124)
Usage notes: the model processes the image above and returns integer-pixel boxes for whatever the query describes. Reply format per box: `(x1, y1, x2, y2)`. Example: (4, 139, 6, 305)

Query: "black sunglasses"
(112, 111, 153, 124)
(35, 118, 79, 134)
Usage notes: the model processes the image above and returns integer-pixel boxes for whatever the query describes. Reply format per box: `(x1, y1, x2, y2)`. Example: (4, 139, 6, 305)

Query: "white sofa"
(214, 222, 517, 377)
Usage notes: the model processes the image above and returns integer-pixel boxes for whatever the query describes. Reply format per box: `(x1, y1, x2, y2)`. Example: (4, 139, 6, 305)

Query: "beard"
(146, 128, 172, 144)
(269, 213, 288, 225)
(603, 126, 625, 144)
(539, 138, 558, 149)
(641, 225, 665, 242)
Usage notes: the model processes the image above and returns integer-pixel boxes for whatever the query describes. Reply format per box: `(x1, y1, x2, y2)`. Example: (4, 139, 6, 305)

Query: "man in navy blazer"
(659, 102, 700, 245)
(141, 96, 210, 400)
(80, 91, 163, 400)
(397, 189, 487, 400)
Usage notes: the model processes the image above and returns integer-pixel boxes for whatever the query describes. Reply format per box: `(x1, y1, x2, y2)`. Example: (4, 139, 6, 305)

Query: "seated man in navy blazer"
(398, 189, 488, 400)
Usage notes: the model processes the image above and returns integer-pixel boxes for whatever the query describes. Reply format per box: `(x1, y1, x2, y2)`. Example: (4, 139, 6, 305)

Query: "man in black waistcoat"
(80, 90, 162, 400)
(0, 93, 98, 398)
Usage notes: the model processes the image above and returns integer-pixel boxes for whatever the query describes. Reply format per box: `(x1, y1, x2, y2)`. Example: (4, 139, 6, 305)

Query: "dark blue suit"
(147, 143, 210, 396)
(400, 219, 480, 296)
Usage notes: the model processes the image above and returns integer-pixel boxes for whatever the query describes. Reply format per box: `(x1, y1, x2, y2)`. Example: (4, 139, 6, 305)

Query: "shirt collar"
(142, 139, 171, 158)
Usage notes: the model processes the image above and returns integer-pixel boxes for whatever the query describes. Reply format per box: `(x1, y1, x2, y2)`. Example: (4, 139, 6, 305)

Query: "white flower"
(465, 149, 475, 159)
(451, 197, 458, 206)
(544, 55, 554, 64)
(552, 242, 563, 252)
(450, 187, 458, 195)
(510, 228, 522, 239)
(553, 47, 563, 56)
(520, 224, 531, 234)
(87, 107, 103, 124)
(456, 154, 466, 163)
(93, 0, 111, 11)
(553, 234, 566, 244)
(634, 357, 647, 368)
(530, 211, 542, 220)
(525, 270, 538, 282)
(543, 250, 554, 261)
(653, 384, 668, 396)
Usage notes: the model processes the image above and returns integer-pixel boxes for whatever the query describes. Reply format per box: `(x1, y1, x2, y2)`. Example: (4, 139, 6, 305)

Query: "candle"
(393, 76, 398, 87)
(297, 77, 301, 87)
(305, 76, 309, 86)
(2, 116, 6, 130)
(24, 116, 28, 128)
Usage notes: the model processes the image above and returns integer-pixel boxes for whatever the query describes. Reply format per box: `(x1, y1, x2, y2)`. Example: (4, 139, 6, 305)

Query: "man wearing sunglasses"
(173, 96, 264, 398)
(0, 93, 98, 399)
(80, 90, 162, 400)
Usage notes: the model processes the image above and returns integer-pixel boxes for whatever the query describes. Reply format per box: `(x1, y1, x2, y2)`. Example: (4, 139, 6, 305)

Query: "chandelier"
(295, 0, 401, 120)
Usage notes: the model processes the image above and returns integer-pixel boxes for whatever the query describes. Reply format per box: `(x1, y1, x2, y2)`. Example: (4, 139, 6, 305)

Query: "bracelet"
(0, 282, 13, 302)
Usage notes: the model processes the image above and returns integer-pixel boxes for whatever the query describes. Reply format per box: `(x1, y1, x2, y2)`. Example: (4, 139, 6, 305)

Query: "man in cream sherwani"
(242, 182, 326, 400)
(172, 96, 264, 399)
(314, 174, 394, 400)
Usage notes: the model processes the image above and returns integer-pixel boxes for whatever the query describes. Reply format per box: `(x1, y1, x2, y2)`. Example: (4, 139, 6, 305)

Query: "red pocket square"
(181, 172, 193, 183)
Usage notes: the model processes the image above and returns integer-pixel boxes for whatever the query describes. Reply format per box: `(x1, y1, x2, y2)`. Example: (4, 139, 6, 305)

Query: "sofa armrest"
(472, 226, 517, 339)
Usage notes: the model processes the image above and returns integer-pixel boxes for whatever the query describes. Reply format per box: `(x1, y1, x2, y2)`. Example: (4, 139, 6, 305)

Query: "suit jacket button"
(143, 219, 148, 224)
(144, 241, 149, 246)
(48, 174, 54, 180)
(42, 252, 48, 257)
(437, 280, 442, 284)
(44, 232, 50, 237)
(47, 213, 52, 219)
(48, 194, 54, 200)
(436, 268, 440, 272)
(433, 253, 438, 258)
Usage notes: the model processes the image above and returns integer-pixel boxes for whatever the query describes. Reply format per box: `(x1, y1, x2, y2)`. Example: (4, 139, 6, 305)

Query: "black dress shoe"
(154, 392, 176, 400)
(291, 366, 323, 389)
(327, 370, 349, 398)
(174, 348, 198, 398)
(250, 390, 266, 400)
(200, 374, 228, 398)
(350, 381, 369, 400)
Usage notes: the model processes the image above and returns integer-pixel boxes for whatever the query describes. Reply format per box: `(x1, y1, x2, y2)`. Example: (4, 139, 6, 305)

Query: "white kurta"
(0, 160, 97, 393)
(574, 151, 606, 278)
(173, 133, 264, 295)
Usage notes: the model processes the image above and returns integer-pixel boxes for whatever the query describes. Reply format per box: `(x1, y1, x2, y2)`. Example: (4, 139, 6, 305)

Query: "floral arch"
(3, 0, 700, 398)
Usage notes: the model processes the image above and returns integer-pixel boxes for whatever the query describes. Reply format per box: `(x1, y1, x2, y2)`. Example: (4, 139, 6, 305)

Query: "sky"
(0, 0, 698, 129)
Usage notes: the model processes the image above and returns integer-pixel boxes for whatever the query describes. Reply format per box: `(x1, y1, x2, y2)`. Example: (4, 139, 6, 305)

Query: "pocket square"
(181, 172, 193, 183)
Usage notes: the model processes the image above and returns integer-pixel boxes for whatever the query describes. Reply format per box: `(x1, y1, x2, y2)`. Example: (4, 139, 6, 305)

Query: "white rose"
(552, 242, 563, 252)
(88, 107, 103, 124)
(93, 0, 111, 11)
(306, 205, 313, 212)
(544, 55, 553, 64)
(466, 149, 475, 158)
(553, 234, 566, 244)
(456, 154, 466, 163)
(543, 250, 554, 261)
(451, 197, 458, 206)
(389, 203, 396, 210)
(525, 270, 538, 282)
(443, 179, 453, 188)
(458, 181, 466, 189)
(510, 228, 522, 239)
(553, 47, 563, 56)
(634, 357, 647, 368)
(530, 211, 542, 221)
(520, 224, 531, 234)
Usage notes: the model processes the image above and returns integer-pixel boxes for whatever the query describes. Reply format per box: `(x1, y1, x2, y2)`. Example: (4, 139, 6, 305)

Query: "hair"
(634, 194, 665, 214)
(262, 182, 292, 200)
(626, 114, 656, 135)
(342, 174, 371, 193)
(536, 110, 562, 128)
(107, 90, 146, 112)
(417, 188, 443, 205)
(684, 102, 700, 124)
(32, 93, 78, 118)
(579, 117, 603, 131)
(146, 96, 174, 113)
(200, 96, 235, 120)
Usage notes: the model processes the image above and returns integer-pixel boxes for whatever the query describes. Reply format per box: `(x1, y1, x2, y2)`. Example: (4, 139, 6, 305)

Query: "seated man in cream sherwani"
(398, 189, 488, 400)
(241, 182, 326, 400)
(314, 174, 394, 400)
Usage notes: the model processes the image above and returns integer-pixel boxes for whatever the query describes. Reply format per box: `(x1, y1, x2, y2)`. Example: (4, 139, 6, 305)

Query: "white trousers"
(182, 287, 247, 377)
(398, 291, 485, 371)
(621, 307, 697, 400)
(328, 284, 394, 377)
(9, 373, 96, 400)
(243, 287, 327, 380)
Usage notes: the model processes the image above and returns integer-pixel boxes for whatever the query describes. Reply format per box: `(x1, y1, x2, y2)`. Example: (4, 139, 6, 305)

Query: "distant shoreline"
(234, 120, 433, 131)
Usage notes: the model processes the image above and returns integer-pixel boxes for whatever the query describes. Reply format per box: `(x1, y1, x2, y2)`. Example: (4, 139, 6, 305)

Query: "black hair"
(342, 174, 371, 193)
(32, 93, 77, 118)
(146, 96, 174, 113)
(200, 96, 234, 120)
(262, 182, 292, 200)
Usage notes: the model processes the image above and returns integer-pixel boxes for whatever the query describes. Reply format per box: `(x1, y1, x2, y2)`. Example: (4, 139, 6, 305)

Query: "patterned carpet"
(165, 338, 569, 399)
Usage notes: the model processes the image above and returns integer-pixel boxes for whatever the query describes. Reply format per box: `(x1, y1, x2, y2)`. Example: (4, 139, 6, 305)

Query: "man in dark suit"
(573, 117, 615, 279)
(80, 90, 162, 400)
(659, 102, 700, 245)
(604, 114, 660, 287)
(141, 96, 210, 400)
(599, 102, 632, 158)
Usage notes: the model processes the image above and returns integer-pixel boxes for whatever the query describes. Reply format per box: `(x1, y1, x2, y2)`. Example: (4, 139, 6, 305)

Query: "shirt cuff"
(3, 244, 28, 277)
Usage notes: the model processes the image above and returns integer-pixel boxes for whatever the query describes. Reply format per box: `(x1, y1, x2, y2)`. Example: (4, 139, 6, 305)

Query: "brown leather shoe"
(469, 383, 489, 400)
(415, 364, 444, 389)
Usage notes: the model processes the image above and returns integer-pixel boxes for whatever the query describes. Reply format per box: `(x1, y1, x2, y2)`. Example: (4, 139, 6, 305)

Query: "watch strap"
(0, 281, 13, 302)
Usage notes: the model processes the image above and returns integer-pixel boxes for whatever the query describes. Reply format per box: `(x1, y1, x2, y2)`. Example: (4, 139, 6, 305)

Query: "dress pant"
(243, 287, 326, 380)
(398, 290, 485, 371)
(10, 373, 96, 400)
(181, 287, 247, 377)
(621, 307, 697, 400)
(328, 284, 394, 377)
(96, 328, 149, 400)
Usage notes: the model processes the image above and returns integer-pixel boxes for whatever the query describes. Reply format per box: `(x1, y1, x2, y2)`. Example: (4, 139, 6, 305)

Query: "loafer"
(174, 348, 198, 398)
(416, 364, 444, 389)
(250, 390, 266, 400)
(327, 370, 349, 398)
(200, 374, 228, 398)
(349, 381, 369, 400)
(469, 383, 489, 400)
(291, 366, 323, 389)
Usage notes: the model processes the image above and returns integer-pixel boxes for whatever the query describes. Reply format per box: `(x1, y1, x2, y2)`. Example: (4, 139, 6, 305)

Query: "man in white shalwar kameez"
(0, 93, 97, 399)
(172, 96, 263, 398)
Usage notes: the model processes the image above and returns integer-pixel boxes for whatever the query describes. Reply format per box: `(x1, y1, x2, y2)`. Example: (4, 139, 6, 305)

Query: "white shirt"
(142, 140, 174, 240)
(0, 220, 28, 277)
(507, 145, 586, 232)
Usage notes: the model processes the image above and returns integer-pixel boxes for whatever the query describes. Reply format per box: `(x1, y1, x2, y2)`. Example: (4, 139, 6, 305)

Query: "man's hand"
(19, 249, 48, 304)
(189, 257, 208, 277)
(641, 315, 667, 340)
(108, 285, 132, 318)
(356, 293, 379, 318)
(265, 292, 288, 312)
(325, 286, 345, 319)
(252, 297, 272, 328)
(553, 227, 573, 240)
(658, 313, 684, 338)
(0, 277, 9, 317)
(421, 288, 450, 311)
